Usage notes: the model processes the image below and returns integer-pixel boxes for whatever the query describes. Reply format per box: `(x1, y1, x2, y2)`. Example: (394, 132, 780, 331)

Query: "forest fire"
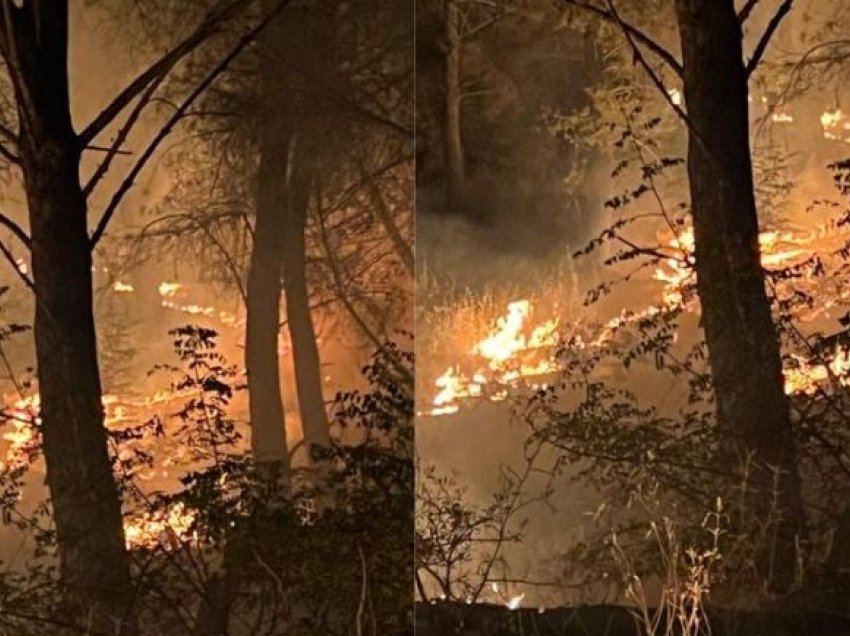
(156, 280, 241, 327)
(123, 502, 199, 551)
(1, 389, 202, 549)
(426, 221, 850, 414)
(428, 299, 559, 416)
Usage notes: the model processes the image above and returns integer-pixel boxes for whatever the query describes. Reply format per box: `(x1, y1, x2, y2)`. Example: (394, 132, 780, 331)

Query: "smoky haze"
(415, 0, 605, 288)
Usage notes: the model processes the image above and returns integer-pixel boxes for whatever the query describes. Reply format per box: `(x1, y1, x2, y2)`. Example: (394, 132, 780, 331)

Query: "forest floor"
(415, 601, 850, 636)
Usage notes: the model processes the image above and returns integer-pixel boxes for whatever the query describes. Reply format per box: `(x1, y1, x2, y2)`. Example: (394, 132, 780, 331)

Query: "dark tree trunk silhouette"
(675, 0, 804, 590)
(245, 140, 291, 480)
(283, 173, 330, 452)
(0, 0, 133, 625)
(443, 0, 465, 210)
(245, 6, 292, 482)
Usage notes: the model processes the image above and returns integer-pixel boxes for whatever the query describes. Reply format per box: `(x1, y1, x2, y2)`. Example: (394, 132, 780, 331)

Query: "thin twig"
(561, 0, 683, 76)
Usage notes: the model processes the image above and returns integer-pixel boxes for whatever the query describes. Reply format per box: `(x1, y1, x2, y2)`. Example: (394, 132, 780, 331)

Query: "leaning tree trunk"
(443, 0, 465, 211)
(675, 0, 804, 592)
(0, 0, 134, 627)
(283, 175, 330, 453)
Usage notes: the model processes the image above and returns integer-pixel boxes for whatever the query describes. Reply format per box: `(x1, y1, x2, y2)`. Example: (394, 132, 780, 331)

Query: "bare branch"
(89, 1, 288, 249)
(78, 0, 251, 148)
(745, 0, 793, 77)
(561, 0, 683, 77)
(604, 1, 694, 131)
(84, 144, 132, 155)
(738, 0, 762, 24)
(0, 236, 32, 292)
(83, 74, 163, 199)
(0, 119, 19, 163)
(0, 211, 29, 249)
(359, 162, 413, 276)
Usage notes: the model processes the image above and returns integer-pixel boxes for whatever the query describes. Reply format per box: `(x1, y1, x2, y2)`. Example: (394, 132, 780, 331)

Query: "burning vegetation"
(416, 0, 850, 634)
(0, 1, 412, 635)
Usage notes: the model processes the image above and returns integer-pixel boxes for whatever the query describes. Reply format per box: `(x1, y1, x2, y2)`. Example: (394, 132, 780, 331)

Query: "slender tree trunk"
(0, 1, 134, 627)
(283, 176, 330, 451)
(246, 143, 291, 480)
(245, 7, 292, 483)
(675, 0, 804, 591)
(443, 0, 464, 210)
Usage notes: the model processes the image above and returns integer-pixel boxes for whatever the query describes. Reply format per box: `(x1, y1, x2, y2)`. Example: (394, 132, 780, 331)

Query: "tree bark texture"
(675, 0, 804, 591)
(0, 0, 134, 625)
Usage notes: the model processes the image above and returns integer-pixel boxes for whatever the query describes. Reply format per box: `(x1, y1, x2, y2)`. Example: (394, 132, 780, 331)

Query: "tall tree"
(563, 0, 802, 590)
(245, 3, 331, 479)
(444, 0, 465, 209)
(247, 0, 412, 469)
(283, 171, 330, 451)
(0, 2, 133, 621)
(0, 0, 272, 624)
(245, 4, 295, 480)
(674, 0, 802, 588)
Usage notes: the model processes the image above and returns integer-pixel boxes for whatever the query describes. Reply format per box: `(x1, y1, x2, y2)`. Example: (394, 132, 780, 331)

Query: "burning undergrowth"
(0, 318, 413, 635)
(416, 113, 850, 614)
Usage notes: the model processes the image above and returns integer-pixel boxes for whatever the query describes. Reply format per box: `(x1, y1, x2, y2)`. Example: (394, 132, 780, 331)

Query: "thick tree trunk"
(443, 0, 465, 210)
(283, 177, 330, 452)
(0, 1, 134, 627)
(675, 0, 804, 591)
(245, 7, 292, 483)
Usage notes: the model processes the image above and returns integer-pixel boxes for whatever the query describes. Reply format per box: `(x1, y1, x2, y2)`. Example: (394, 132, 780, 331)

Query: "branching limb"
(0, 211, 29, 249)
(78, 0, 252, 148)
(83, 74, 164, 199)
(89, 0, 289, 249)
(561, 0, 683, 76)
(0, 236, 32, 292)
(745, 0, 794, 77)
(604, 0, 713, 158)
(738, 0, 762, 24)
(358, 161, 413, 276)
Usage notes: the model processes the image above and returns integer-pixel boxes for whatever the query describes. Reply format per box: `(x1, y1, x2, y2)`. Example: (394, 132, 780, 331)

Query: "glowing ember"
(668, 88, 682, 106)
(113, 281, 135, 293)
(1, 395, 40, 472)
(784, 347, 850, 395)
(160, 300, 240, 327)
(507, 593, 525, 610)
(158, 282, 184, 297)
(1, 388, 194, 471)
(821, 109, 850, 143)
